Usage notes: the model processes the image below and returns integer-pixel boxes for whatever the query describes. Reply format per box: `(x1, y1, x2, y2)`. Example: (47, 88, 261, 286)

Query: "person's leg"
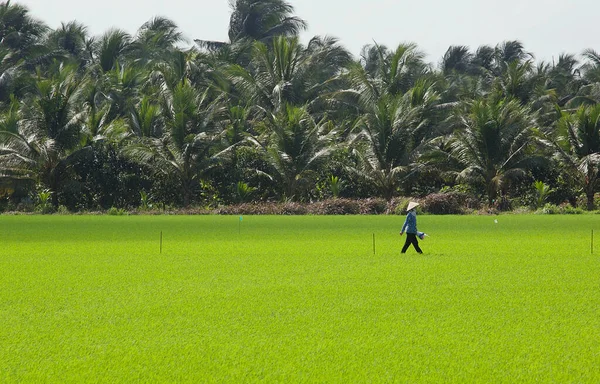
(409, 234, 423, 254)
(401, 236, 411, 253)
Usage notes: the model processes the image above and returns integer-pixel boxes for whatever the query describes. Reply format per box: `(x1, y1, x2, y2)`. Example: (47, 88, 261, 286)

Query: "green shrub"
(537, 203, 583, 215)
(561, 204, 584, 214)
(35, 189, 54, 214)
(108, 207, 127, 216)
(327, 175, 344, 199)
(538, 203, 560, 214)
(533, 181, 553, 209)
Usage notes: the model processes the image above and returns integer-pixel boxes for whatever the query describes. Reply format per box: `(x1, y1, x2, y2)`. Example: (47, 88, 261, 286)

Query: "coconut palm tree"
(0, 1, 48, 64)
(45, 21, 93, 69)
(228, 0, 306, 43)
(0, 64, 88, 206)
(580, 49, 600, 84)
(546, 54, 583, 105)
(195, 0, 306, 68)
(348, 92, 428, 200)
(130, 17, 186, 67)
(124, 81, 219, 206)
(494, 60, 537, 104)
(351, 42, 429, 102)
(449, 96, 537, 206)
(542, 104, 600, 210)
(226, 35, 350, 114)
(252, 104, 338, 200)
(101, 62, 146, 122)
(440, 45, 475, 76)
(336, 43, 443, 199)
(94, 29, 132, 73)
(495, 40, 533, 68)
(0, 1, 49, 103)
(564, 50, 600, 107)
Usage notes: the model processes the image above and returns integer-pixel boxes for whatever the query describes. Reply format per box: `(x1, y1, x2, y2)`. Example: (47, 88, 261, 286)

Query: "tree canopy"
(1, 0, 599, 211)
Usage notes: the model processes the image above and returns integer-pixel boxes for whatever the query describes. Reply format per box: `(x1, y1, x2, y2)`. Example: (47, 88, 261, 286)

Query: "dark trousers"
(401, 233, 422, 254)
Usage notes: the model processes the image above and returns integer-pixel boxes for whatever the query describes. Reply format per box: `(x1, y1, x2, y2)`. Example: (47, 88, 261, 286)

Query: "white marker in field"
(494, 219, 498, 224)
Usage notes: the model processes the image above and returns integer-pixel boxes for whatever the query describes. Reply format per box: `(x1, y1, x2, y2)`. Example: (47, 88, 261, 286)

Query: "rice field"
(1, 214, 599, 382)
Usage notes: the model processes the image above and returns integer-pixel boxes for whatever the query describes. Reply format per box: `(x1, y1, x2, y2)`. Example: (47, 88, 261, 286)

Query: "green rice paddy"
(1, 215, 599, 382)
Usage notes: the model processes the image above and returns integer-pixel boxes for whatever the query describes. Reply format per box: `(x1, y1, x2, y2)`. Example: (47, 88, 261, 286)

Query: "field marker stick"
(373, 233, 375, 255)
(160, 231, 163, 254)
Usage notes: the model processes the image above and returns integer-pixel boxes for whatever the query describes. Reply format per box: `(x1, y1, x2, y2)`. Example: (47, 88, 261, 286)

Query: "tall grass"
(1, 215, 599, 382)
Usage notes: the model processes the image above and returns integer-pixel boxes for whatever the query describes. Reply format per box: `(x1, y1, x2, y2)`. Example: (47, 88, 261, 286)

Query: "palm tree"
(95, 29, 132, 73)
(440, 45, 475, 76)
(467, 41, 533, 94)
(45, 21, 93, 68)
(351, 42, 429, 101)
(0, 64, 87, 206)
(130, 17, 186, 67)
(449, 96, 537, 206)
(580, 49, 600, 84)
(195, 0, 306, 67)
(101, 62, 146, 122)
(546, 54, 583, 105)
(565, 50, 600, 107)
(494, 40, 533, 68)
(252, 104, 338, 200)
(336, 43, 442, 199)
(348, 93, 427, 200)
(0, 1, 48, 64)
(227, 0, 306, 43)
(226, 36, 350, 114)
(128, 95, 162, 138)
(437, 45, 500, 114)
(125, 81, 218, 206)
(0, 1, 48, 103)
(495, 60, 537, 104)
(543, 104, 600, 210)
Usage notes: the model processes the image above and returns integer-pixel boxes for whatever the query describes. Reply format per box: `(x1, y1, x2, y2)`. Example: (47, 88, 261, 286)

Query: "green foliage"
(235, 181, 256, 203)
(139, 190, 152, 210)
(537, 203, 584, 214)
(34, 188, 53, 214)
(107, 206, 127, 215)
(198, 179, 221, 207)
(326, 175, 343, 198)
(533, 180, 553, 209)
(1, 0, 600, 210)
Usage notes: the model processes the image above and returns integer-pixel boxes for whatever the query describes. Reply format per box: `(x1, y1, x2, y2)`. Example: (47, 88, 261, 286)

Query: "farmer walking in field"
(400, 201, 423, 254)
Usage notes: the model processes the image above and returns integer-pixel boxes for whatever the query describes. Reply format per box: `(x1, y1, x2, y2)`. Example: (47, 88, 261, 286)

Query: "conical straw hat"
(407, 201, 420, 211)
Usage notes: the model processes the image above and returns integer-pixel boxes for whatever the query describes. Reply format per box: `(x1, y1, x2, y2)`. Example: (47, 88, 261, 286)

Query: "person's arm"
(400, 214, 409, 235)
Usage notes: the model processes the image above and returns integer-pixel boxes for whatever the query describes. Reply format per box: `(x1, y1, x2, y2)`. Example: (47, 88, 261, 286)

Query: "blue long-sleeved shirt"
(401, 211, 418, 234)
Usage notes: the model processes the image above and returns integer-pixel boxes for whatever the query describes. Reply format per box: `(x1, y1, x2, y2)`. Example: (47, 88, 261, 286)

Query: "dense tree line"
(1, 0, 599, 212)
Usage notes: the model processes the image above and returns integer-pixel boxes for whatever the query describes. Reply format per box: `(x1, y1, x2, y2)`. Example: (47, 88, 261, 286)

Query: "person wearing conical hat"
(400, 201, 423, 254)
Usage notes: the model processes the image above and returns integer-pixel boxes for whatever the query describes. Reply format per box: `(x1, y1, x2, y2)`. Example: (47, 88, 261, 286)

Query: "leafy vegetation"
(1, 0, 600, 211)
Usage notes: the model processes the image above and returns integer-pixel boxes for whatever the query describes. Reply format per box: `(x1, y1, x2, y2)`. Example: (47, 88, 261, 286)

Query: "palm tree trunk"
(183, 187, 191, 207)
(586, 191, 595, 211)
(586, 169, 597, 211)
(586, 179, 595, 211)
(486, 182, 497, 207)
